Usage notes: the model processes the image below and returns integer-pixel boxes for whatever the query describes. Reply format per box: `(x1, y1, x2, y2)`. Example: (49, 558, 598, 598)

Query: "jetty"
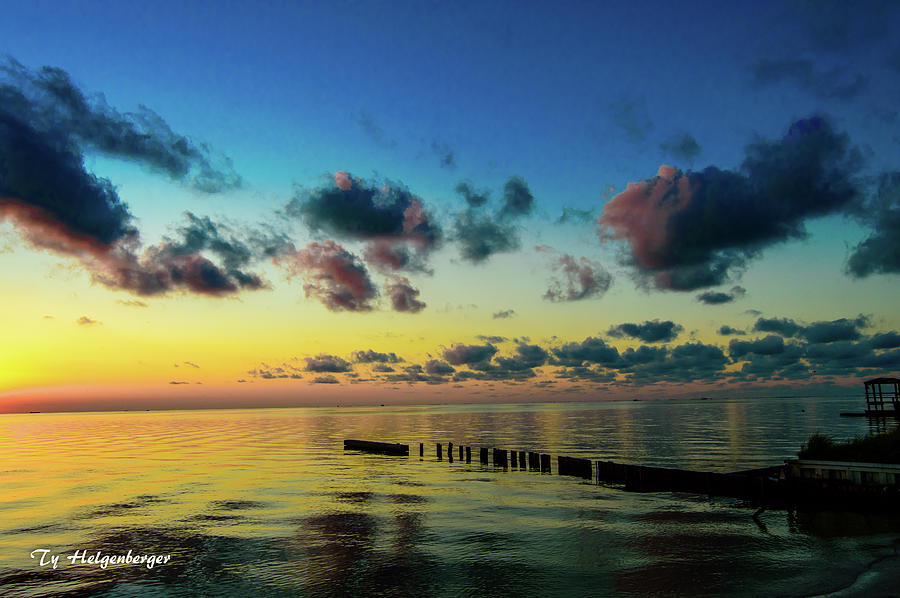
(344, 438, 900, 511)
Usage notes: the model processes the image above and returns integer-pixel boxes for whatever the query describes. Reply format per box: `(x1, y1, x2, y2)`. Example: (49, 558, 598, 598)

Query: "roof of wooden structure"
(865, 377, 900, 385)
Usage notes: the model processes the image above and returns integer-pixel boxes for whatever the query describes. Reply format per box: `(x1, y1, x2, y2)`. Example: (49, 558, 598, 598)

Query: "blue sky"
(1, 1, 899, 410)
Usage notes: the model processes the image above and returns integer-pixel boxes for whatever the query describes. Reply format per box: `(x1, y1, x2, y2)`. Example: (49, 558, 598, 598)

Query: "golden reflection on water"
(0, 399, 897, 597)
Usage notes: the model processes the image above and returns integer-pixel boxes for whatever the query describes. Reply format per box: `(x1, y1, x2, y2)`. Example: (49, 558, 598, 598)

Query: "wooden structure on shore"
(865, 377, 900, 415)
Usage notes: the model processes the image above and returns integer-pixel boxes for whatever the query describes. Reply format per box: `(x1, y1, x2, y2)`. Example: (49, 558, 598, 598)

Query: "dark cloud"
(609, 97, 653, 142)
(498, 176, 535, 219)
(286, 173, 440, 250)
(789, 0, 895, 51)
(247, 362, 303, 379)
(385, 276, 426, 313)
(371, 364, 395, 373)
(543, 254, 612, 302)
(312, 375, 340, 384)
(76, 316, 99, 326)
(452, 210, 519, 263)
(352, 350, 402, 363)
(477, 335, 507, 344)
(754, 317, 803, 337)
(183, 361, 200, 369)
(846, 172, 900, 277)
(454, 181, 490, 208)
(752, 315, 869, 343)
(556, 206, 595, 225)
(552, 337, 621, 367)
(494, 343, 548, 370)
(871, 332, 900, 350)
(750, 59, 868, 100)
(660, 133, 702, 164)
(697, 286, 746, 305)
(718, 325, 746, 336)
(424, 359, 455, 375)
(598, 117, 863, 290)
(802, 315, 869, 344)
(355, 111, 396, 149)
(1, 58, 240, 192)
(729, 335, 787, 358)
(607, 320, 683, 343)
(382, 363, 451, 385)
(304, 354, 351, 373)
(279, 240, 377, 311)
(443, 343, 498, 366)
(619, 342, 729, 384)
(492, 309, 515, 319)
(430, 140, 455, 169)
(169, 381, 190, 385)
(362, 240, 432, 275)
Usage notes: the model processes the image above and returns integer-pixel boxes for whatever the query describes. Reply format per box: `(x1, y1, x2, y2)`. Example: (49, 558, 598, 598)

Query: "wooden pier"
(343, 439, 900, 510)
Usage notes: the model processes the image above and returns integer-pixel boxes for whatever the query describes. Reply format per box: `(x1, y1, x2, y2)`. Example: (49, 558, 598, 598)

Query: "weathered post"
(540, 453, 551, 473)
(437, 443, 442, 460)
(459, 446, 464, 461)
(493, 448, 508, 467)
(511, 451, 518, 467)
(528, 452, 540, 470)
(480, 447, 489, 464)
(419, 442, 424, 457)
(519, 451, 527, 468)
(466, 446, 472, 462)
(448, 442, 453, 462)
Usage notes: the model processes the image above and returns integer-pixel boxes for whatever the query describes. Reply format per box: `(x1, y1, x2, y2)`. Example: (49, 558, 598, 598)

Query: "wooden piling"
(511, 451, 518, 467)
(493, 448, 508, 467)
(419, 442, 423, 457)
(519, 451, 527, 468)
(448, 442, 453, 462)
(466, 446, 472, 462)
(540, 453, 551, 473)
(558, 456, 592, 479)
(437, 443, 442, 460)
(480, 447, 489, 464)
(528, 452, 540, 470)
(344, 439, 410, 455)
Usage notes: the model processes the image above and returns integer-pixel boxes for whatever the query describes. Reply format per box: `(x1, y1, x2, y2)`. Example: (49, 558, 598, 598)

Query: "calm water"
(1, 397, 899, 597)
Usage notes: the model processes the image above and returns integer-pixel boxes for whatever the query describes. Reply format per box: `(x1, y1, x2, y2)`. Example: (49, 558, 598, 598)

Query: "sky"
(1, 0, 900, 412)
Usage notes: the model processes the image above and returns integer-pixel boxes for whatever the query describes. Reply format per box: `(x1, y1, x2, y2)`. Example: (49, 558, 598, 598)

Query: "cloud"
(556, 206, 595, 225)
(183, 361, 200, 369)
(286, 173, 440, 249)
(609, 97, 653, 142)
(552, 337, 621, 367)
(543, 254, 612, 302)
(752, 315, 869, 343)
(1, 58, 240, 192)
(871, 332, 900, 349)
(750, 58, 868, 100)
(443, 343, 498, 366)
(498, 176, 535, 219)
(355, 111, 396, 149)
(477, 335, 507, 343)
(352, 350, 402, 363)
(117, 299, 148, 307)
(660, 133, 702, 164)
(430, 140, 456, 169)
(494, 342, 548, 370)
(453, 210, 519, 263)
(607, 320, 683, 343)
(729, 335, 787, 358)
(382, 363, 452, 385)
(492, 309, 515, 319)
(718, 325, 746, 336)
(169, 381, 190, 385)
(304, 354, 352, 373)
(619, 342, 728, 384)
(385, 276, 426, 313)
(598, 117, 863, 290)
(697, 285, 746, 305)
(247, 362, 303, 379)
(424, 359, 455, 375)
(455, 182, 490, 208)
(846, 172, 900, 277)
(312, 375, 340, 384)
(371, 364, 395, 373)
(362, 240, 432, 275)
(76, 316, 99, 326)
(278, 240, 377, 311)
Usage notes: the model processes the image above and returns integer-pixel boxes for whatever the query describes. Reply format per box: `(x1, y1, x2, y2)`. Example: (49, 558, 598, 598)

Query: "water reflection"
(0, 398, 897, 596)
